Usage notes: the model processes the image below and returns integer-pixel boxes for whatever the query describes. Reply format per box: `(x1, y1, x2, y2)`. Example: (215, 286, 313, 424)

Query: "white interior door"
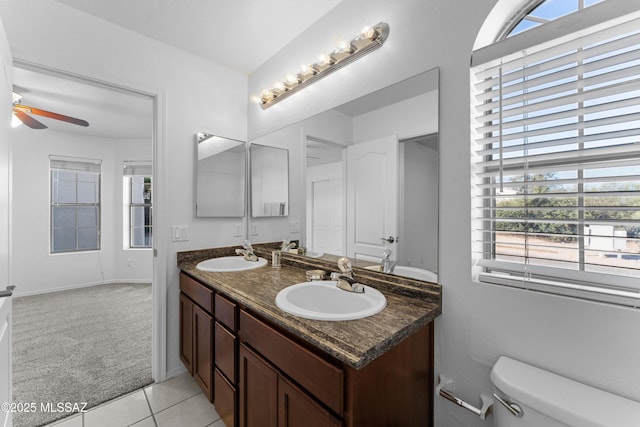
(346, 135, 398, 261)
(307, 163, 345, 255)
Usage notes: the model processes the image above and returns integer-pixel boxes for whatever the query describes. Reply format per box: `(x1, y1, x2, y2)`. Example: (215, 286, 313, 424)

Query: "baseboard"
(165, 364, 188, 381)
(13, 279, 152, 297)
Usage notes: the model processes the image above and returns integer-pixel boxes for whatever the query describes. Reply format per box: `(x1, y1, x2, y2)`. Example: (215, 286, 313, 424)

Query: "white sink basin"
(275, 280, 386, 321)
(393, 266, 438, 282)
(196, 256, 267, 272)
(304, 250, 324, 259)
(363, 265, 438, 282)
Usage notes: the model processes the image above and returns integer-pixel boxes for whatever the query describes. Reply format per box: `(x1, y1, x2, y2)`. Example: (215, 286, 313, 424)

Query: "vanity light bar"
(252, 22, 390, 110)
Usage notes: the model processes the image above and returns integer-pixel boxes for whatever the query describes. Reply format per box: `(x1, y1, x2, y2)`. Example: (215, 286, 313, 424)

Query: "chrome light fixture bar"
(253, 22, 390, 110)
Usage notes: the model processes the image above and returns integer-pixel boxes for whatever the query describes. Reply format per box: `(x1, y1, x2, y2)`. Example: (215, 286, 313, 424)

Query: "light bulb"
(250, 95, 262, 104)
(286, 75, 298, 85)
(360, 26, 377, 39)
(316, 54, 331, 67)
(335, 39, 350, 53)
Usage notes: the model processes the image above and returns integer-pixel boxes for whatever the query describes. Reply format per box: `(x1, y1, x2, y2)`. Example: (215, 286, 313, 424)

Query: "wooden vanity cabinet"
(179, 272, 434, 427)
(213, 293, 239, 427)
(179, 273, 214, 402)
(239, 308, 434, 427)
(239, 343, 340, 427)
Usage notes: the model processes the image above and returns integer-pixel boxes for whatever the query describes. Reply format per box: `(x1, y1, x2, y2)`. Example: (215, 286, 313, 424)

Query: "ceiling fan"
(12, 91, 89, 129)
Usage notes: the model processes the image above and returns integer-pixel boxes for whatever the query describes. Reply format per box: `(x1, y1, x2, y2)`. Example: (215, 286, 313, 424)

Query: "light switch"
(171, 225, 189, 242)
(234, 223, 242, 237)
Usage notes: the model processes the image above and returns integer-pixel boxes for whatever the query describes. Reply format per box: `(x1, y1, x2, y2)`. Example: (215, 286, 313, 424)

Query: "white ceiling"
(53, 0, 343, 74)
(13, 67, 153, 139)
(12, 1, 344, 139)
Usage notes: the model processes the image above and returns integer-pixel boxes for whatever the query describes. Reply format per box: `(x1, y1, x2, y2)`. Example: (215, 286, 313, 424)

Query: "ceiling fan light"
(12, 91, 22, 104)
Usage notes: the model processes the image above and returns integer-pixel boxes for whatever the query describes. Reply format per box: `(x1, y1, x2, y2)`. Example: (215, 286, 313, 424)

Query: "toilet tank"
(491, 356, 640, 427)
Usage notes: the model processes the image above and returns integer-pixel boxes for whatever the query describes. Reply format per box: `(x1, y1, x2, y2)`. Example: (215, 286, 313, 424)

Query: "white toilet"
(491, 356, 640, 427)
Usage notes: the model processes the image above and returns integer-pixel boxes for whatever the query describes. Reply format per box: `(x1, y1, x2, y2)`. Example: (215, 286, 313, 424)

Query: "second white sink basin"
(393, 266, 438, 282)
(275, 280, 386, 321)
(196, 256, 267, 272)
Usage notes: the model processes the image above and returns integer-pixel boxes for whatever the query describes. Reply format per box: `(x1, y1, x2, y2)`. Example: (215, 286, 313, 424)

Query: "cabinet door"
(278, 376, 341, 427)
(179, 293, 194, 374)
(214, 368, 236, 427)
(239, 344, 277, 427)
(193, 303, 213, 401)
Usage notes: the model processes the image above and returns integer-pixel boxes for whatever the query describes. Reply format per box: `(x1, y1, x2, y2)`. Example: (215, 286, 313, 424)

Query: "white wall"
(249, 1, 640, 426)
(399, 138, 438, 272)
(352, 91, 438, 143)
(0, 0, 247, 378)
(10, 130, 152, 295)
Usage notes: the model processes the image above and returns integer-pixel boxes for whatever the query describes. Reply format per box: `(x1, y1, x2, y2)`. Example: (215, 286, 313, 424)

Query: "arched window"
(501, 0, 604, 39)
(471, 2, 640, 306)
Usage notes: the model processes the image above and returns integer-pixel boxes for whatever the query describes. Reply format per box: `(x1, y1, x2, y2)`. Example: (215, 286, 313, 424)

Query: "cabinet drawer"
(180, 273, 213, 313)
(240, 310, 344, 415)
(215, 293, 237, 331)
(215, 321, 236, 383)
(214, 368, 236, 427)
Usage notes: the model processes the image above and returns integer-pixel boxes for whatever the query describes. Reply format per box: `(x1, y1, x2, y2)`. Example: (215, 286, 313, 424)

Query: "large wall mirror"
(250, 68, 439, 280)
(195, 133, 246, 217)
(250, 144, 289, 217)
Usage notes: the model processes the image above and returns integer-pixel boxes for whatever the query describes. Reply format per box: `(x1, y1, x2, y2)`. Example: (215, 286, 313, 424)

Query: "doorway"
(9, 59, 164, 424)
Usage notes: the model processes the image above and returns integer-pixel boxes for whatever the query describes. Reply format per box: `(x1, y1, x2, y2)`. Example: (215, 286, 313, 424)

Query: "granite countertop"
(178, 245, 442, 370)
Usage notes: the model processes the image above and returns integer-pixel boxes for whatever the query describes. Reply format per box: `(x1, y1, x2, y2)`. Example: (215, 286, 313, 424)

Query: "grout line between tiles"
(141, 388, 159, 427)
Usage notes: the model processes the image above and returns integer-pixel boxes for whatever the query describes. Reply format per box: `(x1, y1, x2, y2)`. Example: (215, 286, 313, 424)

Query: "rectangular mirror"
(195, 133, 246, 217)
(249, 68, 439, 281)
(250, 144, 289, 217)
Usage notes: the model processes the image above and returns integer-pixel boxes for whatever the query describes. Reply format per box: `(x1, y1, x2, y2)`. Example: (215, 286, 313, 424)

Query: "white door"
(346, 135, 398, 261)
(0, 17, 13, 427)
(307, 163, 345, 255)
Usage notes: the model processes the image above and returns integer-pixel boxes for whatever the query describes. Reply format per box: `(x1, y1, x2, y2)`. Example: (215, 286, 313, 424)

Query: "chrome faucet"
(235, 240, 258, 261)
(381, 249, 397, 273)
(333, 257, 364, 293)
(280, 239, 297, 252)
(336, 275, 365, 293)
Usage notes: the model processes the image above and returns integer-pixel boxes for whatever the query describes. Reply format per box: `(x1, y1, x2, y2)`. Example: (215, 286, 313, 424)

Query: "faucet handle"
(337, 257, 352, 276)
(242, 240, 253, 251)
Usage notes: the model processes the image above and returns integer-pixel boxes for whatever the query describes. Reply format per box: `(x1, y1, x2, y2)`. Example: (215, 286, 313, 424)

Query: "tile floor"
(44, 373, 226, 427)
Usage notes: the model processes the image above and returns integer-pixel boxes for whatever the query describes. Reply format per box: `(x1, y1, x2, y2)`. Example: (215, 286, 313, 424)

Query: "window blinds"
(50, 155, 101, 173)
(123, 161, 152, 176)
(471, 14, 640, 306)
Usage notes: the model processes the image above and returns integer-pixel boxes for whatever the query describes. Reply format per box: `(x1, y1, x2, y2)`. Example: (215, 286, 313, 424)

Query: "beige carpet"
(12, 283, 153, 427)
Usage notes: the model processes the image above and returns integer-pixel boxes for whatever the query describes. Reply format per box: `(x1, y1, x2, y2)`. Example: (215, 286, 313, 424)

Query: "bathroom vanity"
(178, 245, 441, 427)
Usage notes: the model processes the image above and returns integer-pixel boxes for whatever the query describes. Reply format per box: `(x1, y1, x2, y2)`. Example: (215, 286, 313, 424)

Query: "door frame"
(11, 58, 167, 382)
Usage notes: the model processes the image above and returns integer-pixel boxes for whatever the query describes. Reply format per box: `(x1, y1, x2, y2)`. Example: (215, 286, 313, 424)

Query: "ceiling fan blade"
(12, 109, 47, 129)
(25, 106, 89, 127)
